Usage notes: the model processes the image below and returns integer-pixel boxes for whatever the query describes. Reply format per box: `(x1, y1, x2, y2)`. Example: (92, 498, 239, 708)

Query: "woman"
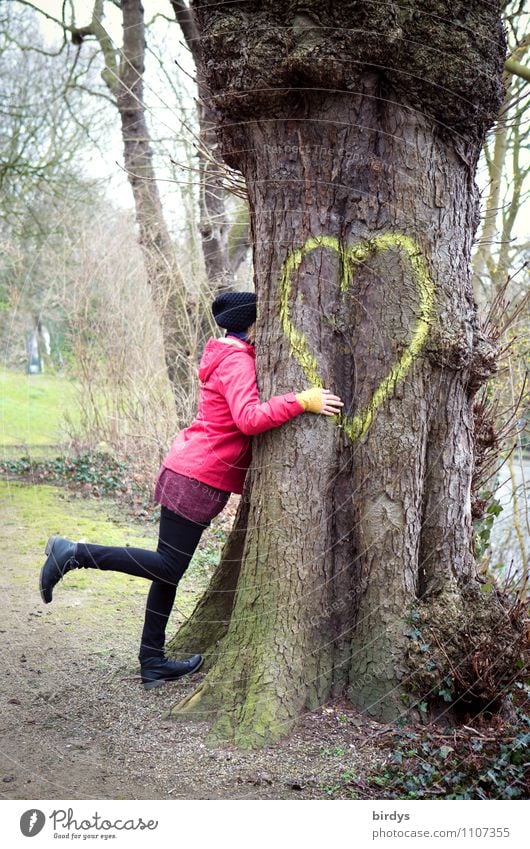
(39, 291, 343, 689)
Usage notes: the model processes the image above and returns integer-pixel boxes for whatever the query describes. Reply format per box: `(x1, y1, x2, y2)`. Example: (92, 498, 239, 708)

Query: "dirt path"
(0, 481, 385, 800)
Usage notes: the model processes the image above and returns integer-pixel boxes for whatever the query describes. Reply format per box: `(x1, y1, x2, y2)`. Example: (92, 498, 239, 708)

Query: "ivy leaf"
(439, 745, 454, 760)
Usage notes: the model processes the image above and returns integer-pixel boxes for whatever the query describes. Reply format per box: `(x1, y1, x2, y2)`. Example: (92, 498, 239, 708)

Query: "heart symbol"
(279, 232, 436, 441)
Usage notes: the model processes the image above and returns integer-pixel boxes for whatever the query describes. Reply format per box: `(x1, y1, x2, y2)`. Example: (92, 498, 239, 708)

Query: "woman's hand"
(296, 387, 344, 415)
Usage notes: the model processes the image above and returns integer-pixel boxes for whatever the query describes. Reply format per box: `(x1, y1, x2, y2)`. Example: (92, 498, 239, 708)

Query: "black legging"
(76, 506, 206, 662)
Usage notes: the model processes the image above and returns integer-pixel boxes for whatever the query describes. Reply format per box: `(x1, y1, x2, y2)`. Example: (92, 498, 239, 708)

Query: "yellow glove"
(296, 387, 325, 413)
(296, 387, 344, 415)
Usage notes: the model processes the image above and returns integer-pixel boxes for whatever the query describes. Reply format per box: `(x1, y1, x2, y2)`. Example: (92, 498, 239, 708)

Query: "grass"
(0, 366, 79, 453)
(3, 478, 157, 586)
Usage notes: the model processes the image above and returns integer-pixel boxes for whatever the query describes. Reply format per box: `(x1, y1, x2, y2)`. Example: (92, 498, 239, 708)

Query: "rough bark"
(167, 489, 249, 665)
(167, 1, 510, 745)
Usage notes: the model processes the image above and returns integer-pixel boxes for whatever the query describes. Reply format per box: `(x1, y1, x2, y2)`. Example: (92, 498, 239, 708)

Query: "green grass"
(2, 480, 156, 554)
(0, 367, 220, 641)
(0, 366, 79, 453)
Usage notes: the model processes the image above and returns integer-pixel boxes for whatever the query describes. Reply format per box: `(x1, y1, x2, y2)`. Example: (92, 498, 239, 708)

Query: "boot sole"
(143, 679, 167, 691)
(39, 536, 60, 604)
(142, 655, 204, 690)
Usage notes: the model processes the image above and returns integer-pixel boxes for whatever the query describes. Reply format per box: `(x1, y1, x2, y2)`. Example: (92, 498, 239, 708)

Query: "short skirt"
(154, 466, 230, 526)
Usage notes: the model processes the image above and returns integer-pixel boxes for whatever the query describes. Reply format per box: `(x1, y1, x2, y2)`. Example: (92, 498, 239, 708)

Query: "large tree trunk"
(167, 1, 516, 746)
(167, 490, 248, 665)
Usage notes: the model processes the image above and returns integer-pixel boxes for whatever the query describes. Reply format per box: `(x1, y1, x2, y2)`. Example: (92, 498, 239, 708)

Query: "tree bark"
(167, 1, 512, 745)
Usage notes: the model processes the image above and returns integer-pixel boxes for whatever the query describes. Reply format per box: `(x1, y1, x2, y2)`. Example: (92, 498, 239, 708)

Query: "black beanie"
(211, 291, 256, 332)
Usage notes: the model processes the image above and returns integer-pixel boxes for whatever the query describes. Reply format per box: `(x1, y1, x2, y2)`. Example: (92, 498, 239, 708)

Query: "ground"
(0, 479, 388, 800)
(0, 368, 388, 800)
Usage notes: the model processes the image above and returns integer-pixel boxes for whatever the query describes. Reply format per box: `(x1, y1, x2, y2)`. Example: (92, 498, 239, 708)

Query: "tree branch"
(15, 0, 120, 97)
(15, 0, 75, 32)
(169, 0, 201, 64)
(87, 0, 119, 97)
(504, 32, 530, 83)
(505, 57, 530, 83)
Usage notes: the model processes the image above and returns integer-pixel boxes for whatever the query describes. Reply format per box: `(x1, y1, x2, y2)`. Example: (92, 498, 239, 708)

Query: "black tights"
(75, 506, 206, 662)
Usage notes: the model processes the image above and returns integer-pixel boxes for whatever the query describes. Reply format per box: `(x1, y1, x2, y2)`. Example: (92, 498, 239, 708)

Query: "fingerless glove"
(295, 387, 324, 413)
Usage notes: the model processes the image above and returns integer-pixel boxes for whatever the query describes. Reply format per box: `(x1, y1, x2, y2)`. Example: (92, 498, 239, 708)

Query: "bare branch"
(504, 31, 530, 83)
(15, 0, 76, 33)
(505, 56, 530, 83)
(169, 0, 201, 64)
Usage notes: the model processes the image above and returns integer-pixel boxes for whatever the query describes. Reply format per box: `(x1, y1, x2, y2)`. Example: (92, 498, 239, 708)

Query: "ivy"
(0, 450, 130, 495)
(473, 491, 503, 561)
(363, 703, 530, 799)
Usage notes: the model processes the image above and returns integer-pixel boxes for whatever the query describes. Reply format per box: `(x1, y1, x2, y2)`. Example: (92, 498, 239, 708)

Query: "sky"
(34, 0, 125, 43)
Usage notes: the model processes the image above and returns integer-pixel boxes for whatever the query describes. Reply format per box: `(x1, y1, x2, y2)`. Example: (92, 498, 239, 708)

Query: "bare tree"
(0, 7, 95, 235)
(0, 6, 109, 367)
(473, 7, 530, 302)
(470, 0, 530, 593)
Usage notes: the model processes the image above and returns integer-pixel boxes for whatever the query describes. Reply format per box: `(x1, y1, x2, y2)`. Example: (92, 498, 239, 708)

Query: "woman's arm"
(218, 352, 342, 436)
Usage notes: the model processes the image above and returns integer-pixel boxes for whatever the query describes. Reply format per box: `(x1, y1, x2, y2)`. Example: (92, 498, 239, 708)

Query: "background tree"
(0, 4, 108, 368)
(53, 194, 180, 467)
(0, 4, 102, 223)
(170, 0, 251, 288)
(16, 0, 253, 399)
(473, 6, 530, 301)
(166, 0, 526, 746)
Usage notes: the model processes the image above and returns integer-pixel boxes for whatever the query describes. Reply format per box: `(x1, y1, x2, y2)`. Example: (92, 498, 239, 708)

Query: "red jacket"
(161, 337, 305, 494)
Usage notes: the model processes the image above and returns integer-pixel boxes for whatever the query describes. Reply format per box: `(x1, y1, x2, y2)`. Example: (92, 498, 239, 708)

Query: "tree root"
(164, 682, 206, 720)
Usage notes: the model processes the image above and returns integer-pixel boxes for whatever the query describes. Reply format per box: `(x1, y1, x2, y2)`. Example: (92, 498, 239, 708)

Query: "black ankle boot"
(140, 655, 204, 690)
(40, 536, 80, 604)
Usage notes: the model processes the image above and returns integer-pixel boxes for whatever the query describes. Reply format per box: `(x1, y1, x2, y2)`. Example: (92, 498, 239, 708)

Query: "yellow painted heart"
(279, 232, 436, 442)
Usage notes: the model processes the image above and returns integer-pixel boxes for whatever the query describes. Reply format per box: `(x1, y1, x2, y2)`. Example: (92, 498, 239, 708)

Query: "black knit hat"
(211, 291, 256, 332)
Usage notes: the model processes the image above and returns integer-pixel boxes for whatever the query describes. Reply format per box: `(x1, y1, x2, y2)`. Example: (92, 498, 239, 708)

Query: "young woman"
(39, 291, 343, 689)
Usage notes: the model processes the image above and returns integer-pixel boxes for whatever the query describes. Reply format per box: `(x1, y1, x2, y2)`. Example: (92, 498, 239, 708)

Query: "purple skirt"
(154, 467, 230, 525)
